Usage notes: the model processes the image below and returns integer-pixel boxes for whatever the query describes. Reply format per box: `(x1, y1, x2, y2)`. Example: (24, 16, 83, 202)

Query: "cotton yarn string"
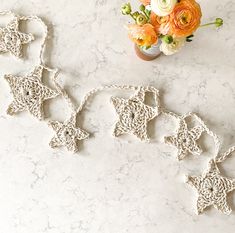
(76, 84, 160, 114)
(0, 10, 15, 16)
(18, 14, 48, 65)
(215, 146, 235, 163)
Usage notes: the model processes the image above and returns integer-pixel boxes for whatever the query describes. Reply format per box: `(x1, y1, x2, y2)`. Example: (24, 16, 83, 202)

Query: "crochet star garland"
(1, 11, 234, 216)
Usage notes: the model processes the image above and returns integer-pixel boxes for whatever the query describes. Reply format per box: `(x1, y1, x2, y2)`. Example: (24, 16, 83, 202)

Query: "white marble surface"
(0, 0, 235, 232)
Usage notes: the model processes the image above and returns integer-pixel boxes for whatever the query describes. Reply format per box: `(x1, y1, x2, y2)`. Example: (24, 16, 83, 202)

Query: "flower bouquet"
(121, 0, 223, 60)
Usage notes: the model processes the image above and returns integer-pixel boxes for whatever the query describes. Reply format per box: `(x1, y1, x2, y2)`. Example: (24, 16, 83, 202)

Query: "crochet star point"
(0, 17, 34, 58)
(186, 160, 235, 215)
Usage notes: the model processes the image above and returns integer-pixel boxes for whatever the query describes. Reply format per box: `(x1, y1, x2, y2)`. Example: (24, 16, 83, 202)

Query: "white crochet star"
(0, 17, 34, 58)
(5, 66, 58, 120)
(164, 119, 204, 160)
(48, 115, 89, 153)
(111, 87, 159, 141)
(186, 160, 235, 215)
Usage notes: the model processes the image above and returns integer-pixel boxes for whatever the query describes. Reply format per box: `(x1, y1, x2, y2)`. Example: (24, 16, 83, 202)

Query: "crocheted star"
(164, 119, 204, 160)
(111, 88, 159, 141)
(0, 17, 34, 58)
(186, 160, 235, 215)
(48, 115, 89, 153)
(5, 66, 58, 120)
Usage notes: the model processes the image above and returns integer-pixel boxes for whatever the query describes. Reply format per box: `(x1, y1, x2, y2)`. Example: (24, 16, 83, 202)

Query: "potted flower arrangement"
(121, 0, 223, 60)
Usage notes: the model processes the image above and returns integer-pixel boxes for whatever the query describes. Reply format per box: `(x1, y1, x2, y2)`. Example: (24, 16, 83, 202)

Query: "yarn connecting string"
(19, 14, 48, 65)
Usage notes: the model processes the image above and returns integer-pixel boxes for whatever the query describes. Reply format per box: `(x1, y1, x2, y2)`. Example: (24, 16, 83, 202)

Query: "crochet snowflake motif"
(48, 114, 89, 153)
(164, 119, 204, 160)
(186, 160, 235, 215)
(111, 87, 159, 141)
(5, 66, 58, 120)
(0, 17, 34, 58)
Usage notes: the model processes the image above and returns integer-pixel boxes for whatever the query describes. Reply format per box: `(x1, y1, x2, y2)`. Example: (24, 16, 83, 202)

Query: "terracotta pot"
(134, 42, 162, 61)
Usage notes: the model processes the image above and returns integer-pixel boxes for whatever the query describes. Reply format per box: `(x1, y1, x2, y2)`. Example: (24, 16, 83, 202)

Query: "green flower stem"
(142, 10, 149, 20)
(200, 22, 217, 27)
(200, 18, 223, 28)
(139, 4, 149, 21)
(129, 13, 137, 21)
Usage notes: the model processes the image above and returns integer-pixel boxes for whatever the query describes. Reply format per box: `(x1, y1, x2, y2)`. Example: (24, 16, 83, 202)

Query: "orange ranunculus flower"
(139, 0, 151, 6)
(150, 12, 170, 35)
(128, 23, 158, 47)
(169, 0, 202, 37)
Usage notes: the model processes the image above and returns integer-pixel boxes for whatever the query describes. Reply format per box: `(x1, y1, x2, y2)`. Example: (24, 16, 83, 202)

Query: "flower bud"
(132, 11, 140, 20)
(139, 4, 146, 12)
(145, 9, 151, 17)
(136, 14, 147, 25)
(160, 37, 186, 55)
(162, 35, 173, 44)
(215, 18, 223, 27)
(121, 3, 132, 15)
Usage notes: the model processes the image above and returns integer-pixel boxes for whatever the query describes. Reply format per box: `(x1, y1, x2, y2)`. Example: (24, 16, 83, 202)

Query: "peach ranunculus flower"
(169, 0, 202, 37)
(128, 23, 158, 47)
(150, 12, 170, 35)
(139, 0, 151, 6)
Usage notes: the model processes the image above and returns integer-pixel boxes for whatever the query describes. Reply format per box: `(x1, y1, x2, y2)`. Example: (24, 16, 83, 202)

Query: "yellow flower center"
(179, 10, 192, 26)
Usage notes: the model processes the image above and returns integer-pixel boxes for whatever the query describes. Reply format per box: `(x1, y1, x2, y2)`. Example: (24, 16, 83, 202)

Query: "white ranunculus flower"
(151, 0, 177, 16)
(159, 22, 170, 35)
(160, 37, 186, 55)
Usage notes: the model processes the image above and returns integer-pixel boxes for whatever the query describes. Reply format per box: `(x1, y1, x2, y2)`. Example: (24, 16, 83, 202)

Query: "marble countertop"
(0, 0, 235, 232)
